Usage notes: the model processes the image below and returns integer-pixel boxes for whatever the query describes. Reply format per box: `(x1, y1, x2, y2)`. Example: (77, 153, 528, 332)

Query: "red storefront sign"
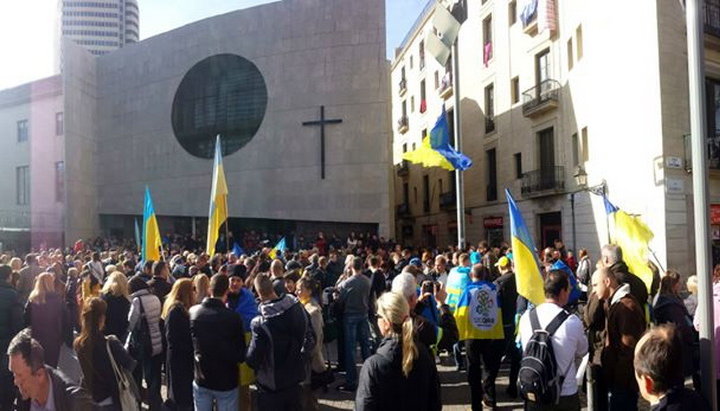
(484, 217, 503, 229)
(712, 205, 720, 225)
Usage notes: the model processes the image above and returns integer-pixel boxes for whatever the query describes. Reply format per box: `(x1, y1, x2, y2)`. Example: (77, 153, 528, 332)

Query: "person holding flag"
(268, 237, 287, 260)
(454, 264, 505, 409)
(142, 186, 162, 263)
(206, 135, 229, 256)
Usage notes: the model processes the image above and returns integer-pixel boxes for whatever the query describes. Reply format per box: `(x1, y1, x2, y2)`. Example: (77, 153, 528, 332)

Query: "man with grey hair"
(7, 329, 94, 410)
(391, 273, 437, 349)
(600, 244, 648, 305)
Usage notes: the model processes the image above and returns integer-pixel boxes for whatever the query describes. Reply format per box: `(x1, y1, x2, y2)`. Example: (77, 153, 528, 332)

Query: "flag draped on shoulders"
(605, 197, 654, 292)
(505, 189, 545, 305)
(445, 266, 471, 313)
(403, 107, 472, 171)
(455, 281, 504, 341)
(142, 186, 161, 262)
(206, 136, 229, 256)
(268, 237, 287, 260)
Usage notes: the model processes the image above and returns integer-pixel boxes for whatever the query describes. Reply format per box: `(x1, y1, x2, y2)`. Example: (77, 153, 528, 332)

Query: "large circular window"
(171, 54, 268, 159)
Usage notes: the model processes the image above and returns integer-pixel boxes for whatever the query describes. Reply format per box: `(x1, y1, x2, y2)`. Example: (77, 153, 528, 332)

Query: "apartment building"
(392, 0, 720, 276)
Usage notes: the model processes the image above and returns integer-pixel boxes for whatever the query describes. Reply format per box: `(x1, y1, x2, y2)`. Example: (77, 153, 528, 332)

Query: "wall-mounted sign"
(666, 156, 683, 169)
(712, 205, 720, 225)
(666, 178, 685, 194)
(483, 217, 503, 229)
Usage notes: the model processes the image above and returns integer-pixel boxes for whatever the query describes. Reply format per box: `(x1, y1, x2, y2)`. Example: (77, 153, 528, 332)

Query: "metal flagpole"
(686, 0, 717, 405)
(452, 40, 466, 250)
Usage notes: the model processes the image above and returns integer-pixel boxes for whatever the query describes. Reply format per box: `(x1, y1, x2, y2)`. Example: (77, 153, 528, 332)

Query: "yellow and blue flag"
(141, 186, 162, 262)
(206, 135, 229, 256)
(445, 266, 471, 313)
(455, 281, 504, 341)
(268, 237, 287, 260)
(505, 189, 545, 305)
(605, 197, 654, 292)
(403, 107, 472, 171)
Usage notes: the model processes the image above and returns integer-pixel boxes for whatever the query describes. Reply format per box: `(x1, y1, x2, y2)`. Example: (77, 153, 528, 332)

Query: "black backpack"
(517, 308, 570, 405)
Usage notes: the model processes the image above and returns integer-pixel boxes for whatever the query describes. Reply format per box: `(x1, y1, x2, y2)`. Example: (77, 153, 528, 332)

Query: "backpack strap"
(544, 310, 570, 336)
(529, 307, 541, 331)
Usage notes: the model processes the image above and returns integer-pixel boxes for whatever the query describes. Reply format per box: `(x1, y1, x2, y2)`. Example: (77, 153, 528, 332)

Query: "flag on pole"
(605, 197, 654, 292)
(206, 135, 229, 256)
(142, 186, 162, 262)
(268, 237, 287, 260)
(232, 242, 245, 257)
(403, 107, 472, 171)
(134, 218, 141, 253)
(505, 189, 545, 305)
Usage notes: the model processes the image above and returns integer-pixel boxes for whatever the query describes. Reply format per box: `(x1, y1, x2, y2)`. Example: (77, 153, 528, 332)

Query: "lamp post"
(570, 166, 608, 253)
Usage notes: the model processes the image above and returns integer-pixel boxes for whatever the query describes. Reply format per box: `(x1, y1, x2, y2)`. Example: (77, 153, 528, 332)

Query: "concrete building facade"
(391, 0, 720, 276)
(1, 0, 391, 252)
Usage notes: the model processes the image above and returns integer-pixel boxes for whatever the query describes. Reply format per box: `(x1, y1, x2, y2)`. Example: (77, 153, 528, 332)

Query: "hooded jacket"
(246, 294, 314, 392)
(355, 337, 441, 411)
(602, 283, 646, 391)
(609, 261, 649, 305)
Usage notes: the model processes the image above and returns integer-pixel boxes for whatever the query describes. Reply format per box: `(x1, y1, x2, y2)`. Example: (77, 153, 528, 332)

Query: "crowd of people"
(0, 232, 714, 410)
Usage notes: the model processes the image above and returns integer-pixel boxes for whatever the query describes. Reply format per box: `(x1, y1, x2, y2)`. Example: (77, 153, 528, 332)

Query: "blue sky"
(0, 0, 429, 90)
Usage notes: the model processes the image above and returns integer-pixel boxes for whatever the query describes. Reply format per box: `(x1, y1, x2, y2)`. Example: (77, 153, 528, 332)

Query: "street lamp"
(570, 165, 609, 254)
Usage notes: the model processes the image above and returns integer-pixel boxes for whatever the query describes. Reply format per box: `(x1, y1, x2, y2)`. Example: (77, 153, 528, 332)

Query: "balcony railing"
(521, 166, 565, 197)
(399, 78, 407, 96)
(396, 160, 409, 176)
(396, 203, 411, 216)
(439, 73, 453, 99)
(440, 191, 456, 209)
(683, 133, 720, 171)
(397, 116, 409, 134)
(706, 0, 720, 37)
(522, 79, 560, 118)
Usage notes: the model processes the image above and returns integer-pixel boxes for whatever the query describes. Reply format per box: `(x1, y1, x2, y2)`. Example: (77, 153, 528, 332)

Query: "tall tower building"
(59, 0, 139, 56)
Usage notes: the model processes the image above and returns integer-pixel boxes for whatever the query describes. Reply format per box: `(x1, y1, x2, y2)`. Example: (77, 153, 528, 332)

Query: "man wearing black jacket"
(493, 256, 520, 398)
(148, 261, 172, 302)
(189, 274, 245, 410)
(246, 274, 314, 410)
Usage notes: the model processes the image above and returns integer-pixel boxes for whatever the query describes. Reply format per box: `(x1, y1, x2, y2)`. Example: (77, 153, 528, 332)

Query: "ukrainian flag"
(605, 197, 654, 292)
(268, 237, 287, 260)
(206, 135, 229, 256)
(455, 281, 504, 341)
(141, 186, 162, 262)
(445, 266, 471, 313)
(403, 107, 472, 171)
(505, 189, 544, 305)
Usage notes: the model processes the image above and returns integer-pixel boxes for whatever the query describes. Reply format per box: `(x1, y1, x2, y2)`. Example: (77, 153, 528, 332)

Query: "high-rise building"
(59, 0, 139, 56)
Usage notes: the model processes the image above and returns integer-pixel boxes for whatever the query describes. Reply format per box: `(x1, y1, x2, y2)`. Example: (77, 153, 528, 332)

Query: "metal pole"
(687, 0, 717, 406)
(570, 192, 576, 253)
(452, 40, 466, 250)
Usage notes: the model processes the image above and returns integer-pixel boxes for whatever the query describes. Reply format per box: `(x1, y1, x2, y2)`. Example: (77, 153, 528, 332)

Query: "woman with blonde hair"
(9, 257, 22, 288)
(192, 274, 210, 303)
(24, 272, 67, 367)
(101, 271, 131, 341)
(162, 278, 195, 410)
(355, 292, 440, 410)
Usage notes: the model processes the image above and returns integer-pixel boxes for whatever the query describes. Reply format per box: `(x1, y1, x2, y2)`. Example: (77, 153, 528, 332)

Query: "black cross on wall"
(302, 106, 343, 179)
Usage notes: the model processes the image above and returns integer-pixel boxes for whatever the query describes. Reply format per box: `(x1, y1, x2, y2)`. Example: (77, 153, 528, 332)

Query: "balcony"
(522, 79, 560, 118)
(396, 160, 409, 177)
(439, 73, 453, 100)
(706, 0, 720, 37)
(397, 116, 409, 134)
(396, 203, 411, 217)
(522, 15, 538, 35)
(683, 133, 720, 171)
(399, 78, 407, 96)
(440, 191, 456, 209)
(521, 166, 566, 198)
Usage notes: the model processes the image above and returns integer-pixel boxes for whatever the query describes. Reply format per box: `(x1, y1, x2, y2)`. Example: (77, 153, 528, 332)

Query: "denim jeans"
(608, 389, 638, 411)
(193, 382, 238, 411)
(343, 313, 371, 387)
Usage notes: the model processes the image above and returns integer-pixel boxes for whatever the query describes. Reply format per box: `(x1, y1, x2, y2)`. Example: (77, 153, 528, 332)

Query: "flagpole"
(686, 0, 716, 405)
(452, 39, 466, 250)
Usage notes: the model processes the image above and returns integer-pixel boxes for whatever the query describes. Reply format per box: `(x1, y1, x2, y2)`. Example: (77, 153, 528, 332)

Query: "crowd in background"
(0, 231, 714, 410)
